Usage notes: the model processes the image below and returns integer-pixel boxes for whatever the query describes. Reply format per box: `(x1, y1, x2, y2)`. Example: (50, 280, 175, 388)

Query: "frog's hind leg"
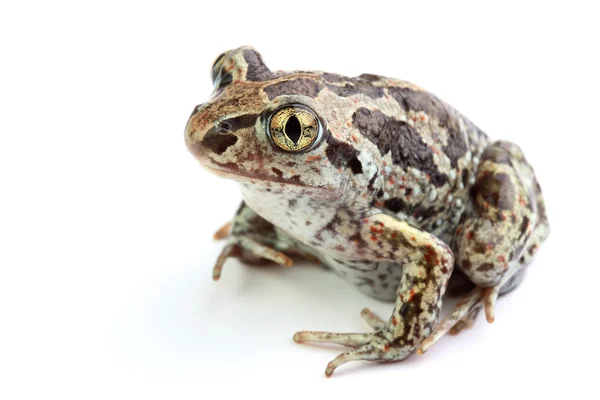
(418, 140, 549, 353)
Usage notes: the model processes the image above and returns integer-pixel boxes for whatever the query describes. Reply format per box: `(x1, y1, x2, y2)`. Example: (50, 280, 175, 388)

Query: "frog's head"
(185, 47, 370, 202)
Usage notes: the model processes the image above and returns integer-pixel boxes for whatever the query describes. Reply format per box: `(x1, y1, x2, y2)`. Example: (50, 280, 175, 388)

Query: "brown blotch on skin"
(475, 171, 515, 211)
(384, 198, 408, 213)
(348, 156, 363, 174)
(271, 167, 283, 178)
(202, 131, 238, 155)
(519, 216, 530, 239)
(263, 78, 322, 100)
(460, 259, 472, 270)
(352, 108, 449, 187)
(387, 87, 468, 167)
(243, 49, 272, 81)
(476, 262, 495, 272)
(325, 134, 360, 169)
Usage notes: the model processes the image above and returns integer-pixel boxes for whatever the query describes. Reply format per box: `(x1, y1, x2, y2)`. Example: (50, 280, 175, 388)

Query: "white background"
(1, 1, 598, 399)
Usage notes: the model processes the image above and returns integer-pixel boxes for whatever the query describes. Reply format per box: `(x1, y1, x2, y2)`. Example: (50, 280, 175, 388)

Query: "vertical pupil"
(285, 115, 302, 144)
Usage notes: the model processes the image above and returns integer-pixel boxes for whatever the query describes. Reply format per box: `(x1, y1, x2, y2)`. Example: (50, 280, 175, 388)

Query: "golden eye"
(267, 105, 321, 152)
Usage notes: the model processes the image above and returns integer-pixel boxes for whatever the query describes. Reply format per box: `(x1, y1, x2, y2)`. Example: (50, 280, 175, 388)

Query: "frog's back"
(312, 72, 488, 240)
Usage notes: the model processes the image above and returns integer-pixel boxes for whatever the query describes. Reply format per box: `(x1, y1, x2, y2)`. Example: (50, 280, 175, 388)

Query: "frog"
(184, 46, 549, 377)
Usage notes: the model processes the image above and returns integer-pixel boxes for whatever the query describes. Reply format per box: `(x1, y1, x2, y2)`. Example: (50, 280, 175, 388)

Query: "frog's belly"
(318, 253, 402, 302)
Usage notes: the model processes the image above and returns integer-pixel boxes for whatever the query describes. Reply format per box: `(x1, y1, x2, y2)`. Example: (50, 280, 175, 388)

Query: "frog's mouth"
(204, 162, 344, 201)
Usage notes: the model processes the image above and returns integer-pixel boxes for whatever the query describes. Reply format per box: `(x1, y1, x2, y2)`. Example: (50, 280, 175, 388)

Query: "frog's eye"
(267, 105, 322, 152)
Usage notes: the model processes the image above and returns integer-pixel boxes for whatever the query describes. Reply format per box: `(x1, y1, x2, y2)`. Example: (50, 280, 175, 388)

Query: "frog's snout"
(185, 106, 240, 164)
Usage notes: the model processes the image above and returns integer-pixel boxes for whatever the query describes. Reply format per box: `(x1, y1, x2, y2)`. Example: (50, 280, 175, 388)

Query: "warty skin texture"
(184, 47, 549, 377)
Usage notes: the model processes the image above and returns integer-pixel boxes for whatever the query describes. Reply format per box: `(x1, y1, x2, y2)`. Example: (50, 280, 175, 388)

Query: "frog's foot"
(417, 285, 500, 353)
(293, 329, 399, 377)
(212, 238, 293, 280)
(213, 221, 232, 240)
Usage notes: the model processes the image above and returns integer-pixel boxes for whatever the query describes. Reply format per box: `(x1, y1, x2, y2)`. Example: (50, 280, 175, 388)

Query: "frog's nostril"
(218, 121, 232, 133)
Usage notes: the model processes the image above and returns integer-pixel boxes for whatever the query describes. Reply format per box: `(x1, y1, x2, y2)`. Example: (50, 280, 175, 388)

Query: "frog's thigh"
(455, 140, 542, 290)
(419, 141, 550, 352)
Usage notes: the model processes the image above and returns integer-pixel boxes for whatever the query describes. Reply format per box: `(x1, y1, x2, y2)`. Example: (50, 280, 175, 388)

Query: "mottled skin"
(184, 47, 549, 376)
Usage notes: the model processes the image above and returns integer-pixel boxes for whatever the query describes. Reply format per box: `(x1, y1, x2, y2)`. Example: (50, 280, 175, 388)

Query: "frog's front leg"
(294, 213, 454, 377)
(212, 201, 294, 280)
(419, 141, 549, 353)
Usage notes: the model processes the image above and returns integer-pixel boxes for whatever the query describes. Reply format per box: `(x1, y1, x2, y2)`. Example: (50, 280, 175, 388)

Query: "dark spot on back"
(388, 87, 468, 167)
(352, 107, 448, 187)
(264, 78, 322, 100)
(321, 73, 385, 99)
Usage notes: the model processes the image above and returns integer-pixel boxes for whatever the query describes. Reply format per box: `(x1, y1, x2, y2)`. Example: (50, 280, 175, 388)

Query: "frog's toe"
(483, 286, 500, 323)
(213, 221, 232, 240)
(360, 308, 387, 331)
(293, 331, 372, 348)
(418, 283, 503, 351)
(324, 344, 382, 377)
(417, 287, 484, 354)
(212, 243, 240, 280)
(294, 329, 397, 377)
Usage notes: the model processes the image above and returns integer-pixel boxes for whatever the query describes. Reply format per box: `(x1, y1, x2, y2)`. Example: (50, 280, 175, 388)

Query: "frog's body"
(185, 47, 549, 376)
